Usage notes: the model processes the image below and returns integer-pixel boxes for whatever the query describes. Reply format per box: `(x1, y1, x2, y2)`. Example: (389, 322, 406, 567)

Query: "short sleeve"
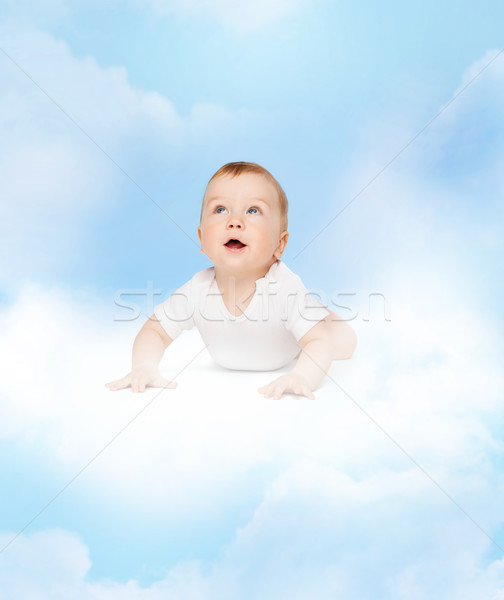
(283, 275, 330, 341)
(154, 277, 196, 340)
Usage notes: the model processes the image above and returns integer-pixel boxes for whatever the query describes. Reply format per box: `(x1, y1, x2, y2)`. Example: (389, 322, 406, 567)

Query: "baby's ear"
(197, 226, 205, 253)
(275, 231, 289, 257)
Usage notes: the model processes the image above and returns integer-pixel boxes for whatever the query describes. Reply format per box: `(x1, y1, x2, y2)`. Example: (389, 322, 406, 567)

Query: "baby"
(106, 162, 357, 400)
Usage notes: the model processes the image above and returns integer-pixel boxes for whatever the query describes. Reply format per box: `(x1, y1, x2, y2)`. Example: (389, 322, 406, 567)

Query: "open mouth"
(224, 239, 247, 250)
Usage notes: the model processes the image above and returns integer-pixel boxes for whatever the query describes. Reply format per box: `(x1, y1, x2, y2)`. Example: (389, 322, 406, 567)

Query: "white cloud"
(452, 48, 504, 118)
(3, 462, 504, 600)
(209, 461, 504, 599)
(0, 24, 259, 286)
(414, 48, 504, 203)
(0, 277, 502, 515)
(0, 529, 91, 599)
(1, 48, 504, 599)
(328, 47, 504, 254)
(0, 264, 503, 597)
(321, 49, 504, 480)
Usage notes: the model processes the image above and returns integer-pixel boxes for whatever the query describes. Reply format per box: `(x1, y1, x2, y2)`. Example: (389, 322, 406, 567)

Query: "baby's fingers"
(131, 375, 177, 393)
(105, 375, 132, 391)
(270, 382, 287, 400)
(302, 386, 316, 400)
(257, 382, 277, 399)
(291, 381, 315, 400)
(131, 375, 148, 393)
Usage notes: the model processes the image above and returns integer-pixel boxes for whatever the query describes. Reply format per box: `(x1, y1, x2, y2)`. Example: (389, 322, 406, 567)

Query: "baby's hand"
(106, 366, 177, 393)
(258, 373, 315, 400)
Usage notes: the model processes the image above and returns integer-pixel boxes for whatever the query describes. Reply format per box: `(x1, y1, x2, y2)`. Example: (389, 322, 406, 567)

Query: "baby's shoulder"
(183, 267, 215, 295)
(190, 266, 215, 285)
(270, 260, 304, 288)
(168, 268, 213, 296)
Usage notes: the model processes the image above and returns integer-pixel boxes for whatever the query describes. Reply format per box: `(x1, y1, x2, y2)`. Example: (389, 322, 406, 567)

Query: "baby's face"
(198, 173, 288, 279)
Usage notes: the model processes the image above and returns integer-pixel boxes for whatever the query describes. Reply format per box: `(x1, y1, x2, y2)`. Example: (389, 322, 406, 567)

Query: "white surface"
(1, 286, 504, 598)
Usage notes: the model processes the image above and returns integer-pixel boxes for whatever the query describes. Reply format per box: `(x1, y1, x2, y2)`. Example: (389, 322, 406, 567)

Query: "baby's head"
(200, 162, 288, 234)
(198, 162, 290, 277)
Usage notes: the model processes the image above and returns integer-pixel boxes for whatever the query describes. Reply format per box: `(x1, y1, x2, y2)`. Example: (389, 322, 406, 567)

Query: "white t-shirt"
(154, 259, 330, 371)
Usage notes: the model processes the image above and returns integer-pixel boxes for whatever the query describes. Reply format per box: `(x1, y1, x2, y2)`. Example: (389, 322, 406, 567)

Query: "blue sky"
(1, 1, 504, 597)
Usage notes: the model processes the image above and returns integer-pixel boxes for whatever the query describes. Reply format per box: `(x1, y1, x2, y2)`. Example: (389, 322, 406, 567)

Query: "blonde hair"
(200, 161, 288, 233)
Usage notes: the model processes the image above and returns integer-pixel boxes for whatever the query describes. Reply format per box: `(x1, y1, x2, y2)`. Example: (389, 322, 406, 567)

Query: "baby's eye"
(247, 207, 260, 214)
(215, 206, 227, 214)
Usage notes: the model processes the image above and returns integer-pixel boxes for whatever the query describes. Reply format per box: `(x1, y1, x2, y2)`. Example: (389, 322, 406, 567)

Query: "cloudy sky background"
(1, 1, 504, 597)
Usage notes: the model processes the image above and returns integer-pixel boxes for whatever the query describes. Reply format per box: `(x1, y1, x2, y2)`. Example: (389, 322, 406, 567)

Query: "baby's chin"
(215, 257, 278, 277)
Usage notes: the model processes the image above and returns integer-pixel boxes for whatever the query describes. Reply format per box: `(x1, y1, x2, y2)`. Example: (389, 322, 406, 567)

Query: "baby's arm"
(258, 314, 357, 400)
(106, 316, 177, 393)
